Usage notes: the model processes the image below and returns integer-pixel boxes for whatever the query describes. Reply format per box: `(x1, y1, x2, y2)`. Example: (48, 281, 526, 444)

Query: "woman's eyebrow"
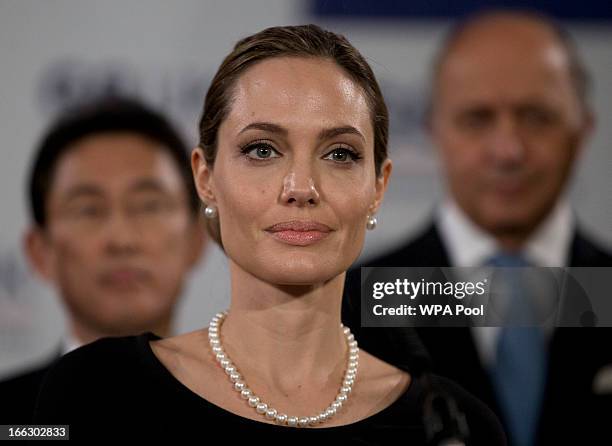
(318, 126, 365, 143)
(238, 122, 288, 136)
(238, 122, 365, 143)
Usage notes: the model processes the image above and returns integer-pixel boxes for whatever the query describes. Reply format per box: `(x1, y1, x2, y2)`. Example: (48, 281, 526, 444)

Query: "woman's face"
(193, 57, 391, 285)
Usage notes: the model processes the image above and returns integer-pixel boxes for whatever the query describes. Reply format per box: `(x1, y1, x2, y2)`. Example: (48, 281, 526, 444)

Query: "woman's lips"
(265, 220, 332, 246)
(267, 229, 330, 246)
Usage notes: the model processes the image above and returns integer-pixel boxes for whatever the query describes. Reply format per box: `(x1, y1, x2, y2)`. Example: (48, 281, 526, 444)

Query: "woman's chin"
(254, 260, 344, 287)
(230, 247, 356, 287)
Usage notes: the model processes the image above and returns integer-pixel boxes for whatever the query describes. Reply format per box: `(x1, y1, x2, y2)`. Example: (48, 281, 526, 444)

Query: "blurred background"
(1, 0, 611, 378)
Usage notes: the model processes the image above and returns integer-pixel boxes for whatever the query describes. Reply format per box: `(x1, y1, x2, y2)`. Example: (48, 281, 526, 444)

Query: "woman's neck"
(220, 261, 348, 393)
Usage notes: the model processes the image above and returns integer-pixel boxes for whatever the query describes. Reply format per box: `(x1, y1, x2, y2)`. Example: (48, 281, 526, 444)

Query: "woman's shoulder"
(355, 351, 506, 445)
(148, 328, 218, 385)
(49, 333, 153, 376)
(353, 349, 412, 419)
(34, 333, 158, 422)
(423, 374, 507, 445)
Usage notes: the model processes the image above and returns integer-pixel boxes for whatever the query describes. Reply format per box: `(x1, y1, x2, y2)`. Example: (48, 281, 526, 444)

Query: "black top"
(34, 333, 506, 445)
(0, 357, 58, 424)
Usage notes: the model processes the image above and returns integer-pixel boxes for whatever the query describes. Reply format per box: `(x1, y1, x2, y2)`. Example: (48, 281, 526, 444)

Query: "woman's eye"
(324, 147, 361, 163)
(242, 143, 280, 161)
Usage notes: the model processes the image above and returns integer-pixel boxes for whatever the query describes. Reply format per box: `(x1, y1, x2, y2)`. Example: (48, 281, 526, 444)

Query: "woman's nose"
(280, 171, 320, 207)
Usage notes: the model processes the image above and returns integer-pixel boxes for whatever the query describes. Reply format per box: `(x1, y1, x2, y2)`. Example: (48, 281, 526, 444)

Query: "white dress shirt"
(61, 333, 83, 356)
(436, 197, 574, 367)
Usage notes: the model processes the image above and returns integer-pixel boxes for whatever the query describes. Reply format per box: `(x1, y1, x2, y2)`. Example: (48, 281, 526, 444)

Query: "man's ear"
(191, 147, 216, 205)
(425, 106, 446, 159)
(24, 226, 55, 283)
(371, 158, 393, 215)
(574, 108, 595, 160)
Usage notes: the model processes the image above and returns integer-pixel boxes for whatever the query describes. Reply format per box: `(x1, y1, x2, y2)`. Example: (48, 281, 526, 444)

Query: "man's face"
(31, 132, 203, 336)
(430, 18, 591, 239)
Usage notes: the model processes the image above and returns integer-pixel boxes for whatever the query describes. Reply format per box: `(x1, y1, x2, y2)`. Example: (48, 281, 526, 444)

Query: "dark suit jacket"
(0, 351, 61, 424)
(343, 222, 612, 445)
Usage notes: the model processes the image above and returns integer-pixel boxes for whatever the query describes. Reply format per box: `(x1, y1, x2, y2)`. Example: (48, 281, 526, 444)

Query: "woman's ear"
(371, 158, 393, 215)
(191, 147, 216, 205)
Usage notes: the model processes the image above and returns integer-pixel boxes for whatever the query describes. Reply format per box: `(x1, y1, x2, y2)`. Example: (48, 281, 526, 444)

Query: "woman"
(35, 24, 505, 444)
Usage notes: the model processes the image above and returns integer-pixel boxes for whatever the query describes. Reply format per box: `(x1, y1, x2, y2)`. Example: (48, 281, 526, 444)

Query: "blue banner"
(311, 0, 612, 21)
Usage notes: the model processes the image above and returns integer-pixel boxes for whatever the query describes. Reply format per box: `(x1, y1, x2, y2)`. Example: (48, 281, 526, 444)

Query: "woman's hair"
(197, 24, 389, 247)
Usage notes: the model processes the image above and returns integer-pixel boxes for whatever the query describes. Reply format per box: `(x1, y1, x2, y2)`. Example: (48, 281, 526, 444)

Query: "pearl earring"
(366, 215, 377, 230)
(204, 205, 217, 219)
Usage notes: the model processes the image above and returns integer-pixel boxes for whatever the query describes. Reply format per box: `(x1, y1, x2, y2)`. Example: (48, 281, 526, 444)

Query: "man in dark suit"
(0, 99, 207, 423)
(344, 11, 612, 446)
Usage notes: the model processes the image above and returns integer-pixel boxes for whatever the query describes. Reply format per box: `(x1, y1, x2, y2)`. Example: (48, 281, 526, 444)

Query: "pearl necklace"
(208, 311, 359, 428)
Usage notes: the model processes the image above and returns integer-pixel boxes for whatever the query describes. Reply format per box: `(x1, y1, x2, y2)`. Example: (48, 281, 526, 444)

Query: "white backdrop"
(1, 0, 611, 378)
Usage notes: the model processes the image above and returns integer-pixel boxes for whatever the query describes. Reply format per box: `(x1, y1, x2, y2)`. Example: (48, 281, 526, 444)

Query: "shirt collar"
(61, 332, 83, 356)
(437, 196, 574, 267)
